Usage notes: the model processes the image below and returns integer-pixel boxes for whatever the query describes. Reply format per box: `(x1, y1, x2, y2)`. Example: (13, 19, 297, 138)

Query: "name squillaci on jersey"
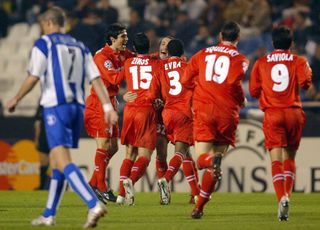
(28, 33, 100, 107)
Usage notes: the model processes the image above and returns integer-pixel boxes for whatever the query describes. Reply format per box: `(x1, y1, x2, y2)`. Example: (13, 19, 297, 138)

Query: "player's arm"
(296, 57, 312, 90)
(86, 50, 118, 125)
(182, 53, 200, 89)
(249, 60, 262, 98)
(6, 39, 46, 112)
(233, 57, 250, 106)
(94, 55, 124, 85)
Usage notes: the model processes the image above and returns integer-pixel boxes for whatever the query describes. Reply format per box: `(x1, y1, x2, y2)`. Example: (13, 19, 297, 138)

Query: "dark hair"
(105, 23, 126, 45)
(40, 6, 65, 27)
(272, 26, 292, 50)
(168, 39, 184, 57)
(133, 32, 150, 54)
(221, 21, 240, 42)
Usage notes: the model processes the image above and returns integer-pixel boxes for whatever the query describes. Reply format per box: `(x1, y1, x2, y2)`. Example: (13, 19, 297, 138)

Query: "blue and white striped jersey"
(28, 32, 100, 107)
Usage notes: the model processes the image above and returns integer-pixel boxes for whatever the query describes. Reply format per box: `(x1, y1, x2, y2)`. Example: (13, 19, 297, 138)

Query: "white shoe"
(83, 201, 107, 228)
(157, 178, 170, 205)
(123, 178, 134, 205)
(278, 196, 289, 221)
(116, 195, 125, 205)
(31, 215, 56, 226)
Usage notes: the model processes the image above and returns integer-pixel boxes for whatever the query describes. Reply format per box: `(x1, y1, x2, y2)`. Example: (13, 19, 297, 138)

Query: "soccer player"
(6, 7, 118, 228)
(183, 21, 249, 219)
(150, 39, 200, 205)
(111, 33, 158, 205)
(249, 26, 312, 221)
(84, 23, 134, 203)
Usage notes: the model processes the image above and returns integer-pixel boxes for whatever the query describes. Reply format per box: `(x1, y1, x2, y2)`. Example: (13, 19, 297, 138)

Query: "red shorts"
(162, 109, 193, 145)
(193, 103, 239, 146)
(121, 105, 157, 150)
(263, 108, 305, 150)
(84, 95, 119, 138)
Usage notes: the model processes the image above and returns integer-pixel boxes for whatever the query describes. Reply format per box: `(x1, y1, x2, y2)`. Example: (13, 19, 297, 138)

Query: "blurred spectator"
(128, 0, 148, 19)
(224, 0, 250, 23)
(158, 0, 182, 36)
(73, 0, 95, 19)
(144, 0, 165, 28)
(145, 24, 160, 53)
(127, 9, 148, 50)
(96, 0, 119, 26)
(68, 10, 104, 54)
(186, 24, 216, 57)
(310, 42, 320, 101)
(292, 11, 313, 54)
(200, 0, 227, 36)
(180, 0, 207, 21)
(170, 10, 198, 47)
(0, 4, 8, 37)
(269, 0, 293, 22)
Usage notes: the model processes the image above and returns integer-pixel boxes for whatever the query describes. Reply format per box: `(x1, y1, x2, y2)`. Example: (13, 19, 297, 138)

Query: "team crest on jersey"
(46, 114, 56, 126)
(104, 60, 113, 70)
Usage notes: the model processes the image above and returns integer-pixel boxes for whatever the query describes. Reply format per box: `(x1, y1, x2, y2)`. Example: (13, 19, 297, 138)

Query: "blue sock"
(43, 169, 66, 217)
(64, 163, 97, 209)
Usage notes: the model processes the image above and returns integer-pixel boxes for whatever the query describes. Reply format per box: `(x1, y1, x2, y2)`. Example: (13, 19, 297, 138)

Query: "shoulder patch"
(104, 60, 113, 70)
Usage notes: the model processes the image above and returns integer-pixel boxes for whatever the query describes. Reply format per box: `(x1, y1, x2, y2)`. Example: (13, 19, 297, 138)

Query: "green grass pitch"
(0, 191, 319, 229)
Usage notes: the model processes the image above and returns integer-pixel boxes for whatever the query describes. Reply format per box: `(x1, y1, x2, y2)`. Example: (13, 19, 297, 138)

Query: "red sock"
(119, 159, 134, 197)
(197, 153, 213, 169)
(164, 152, 184, 182)
(272, 160, 286, 202)
(196, 169, 216, 211)
(183, 156, 200, 196)
(89, 149, 108, 191)
(284, 159, 296, 198)
(156, 157, 168, 178)
(130, 156, 150, 184)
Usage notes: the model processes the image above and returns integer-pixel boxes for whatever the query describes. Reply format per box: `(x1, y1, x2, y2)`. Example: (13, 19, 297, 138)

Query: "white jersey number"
(271, 64, 289, 92)
(129, 66, 152, 90)
(205, 55, 230, 84)
(168, 70, 182, 96)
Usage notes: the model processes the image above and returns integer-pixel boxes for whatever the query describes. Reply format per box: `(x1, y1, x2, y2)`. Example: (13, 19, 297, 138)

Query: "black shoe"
(90, 186, 107, 205)
(212, 154, 223, 180)
(191, 208, 203, 219)
(101, 189, 117, 203)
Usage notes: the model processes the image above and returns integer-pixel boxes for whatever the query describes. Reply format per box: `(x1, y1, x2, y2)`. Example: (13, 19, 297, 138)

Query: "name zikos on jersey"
(28, 33, 100, 108)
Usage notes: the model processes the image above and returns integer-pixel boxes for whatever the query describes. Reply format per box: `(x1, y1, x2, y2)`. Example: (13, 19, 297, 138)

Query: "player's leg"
(156, 132, 168, 178)
(117, 145, 137, 204)
(123, 147, 153, 205)
(183, 151, 200, 204)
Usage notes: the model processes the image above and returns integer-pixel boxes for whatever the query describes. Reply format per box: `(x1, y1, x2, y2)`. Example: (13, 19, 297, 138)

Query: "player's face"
(159, 37, 172, 60)
(113, 30, 128, 51)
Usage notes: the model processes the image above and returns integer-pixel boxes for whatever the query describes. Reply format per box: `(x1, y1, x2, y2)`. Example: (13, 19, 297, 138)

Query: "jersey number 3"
(168, 70, 182, 95)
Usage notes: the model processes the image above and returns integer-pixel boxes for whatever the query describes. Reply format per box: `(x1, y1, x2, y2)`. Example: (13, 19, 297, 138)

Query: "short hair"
(272, 26, 292, 50)
(221, 21, 240, 42)
(133, 32, 150, 54)
(39, 6, 65, 27)
(168, 39, 184, 57)
(105, 23, 126, 45)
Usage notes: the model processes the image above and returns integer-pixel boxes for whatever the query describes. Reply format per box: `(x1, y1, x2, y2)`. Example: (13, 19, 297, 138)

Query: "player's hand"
(6, 97, 18, 113)
(153, 98, 164, 110)
(104, 110, 118, 126)
(123, 91, 137, 103)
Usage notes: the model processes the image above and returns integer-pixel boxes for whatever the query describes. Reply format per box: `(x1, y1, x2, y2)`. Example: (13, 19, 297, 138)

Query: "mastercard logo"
(0, 140, 40, 190)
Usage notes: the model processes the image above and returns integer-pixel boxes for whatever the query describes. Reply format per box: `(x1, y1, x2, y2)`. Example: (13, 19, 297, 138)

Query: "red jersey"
(183, 43, 249, 111)
(115, 54, 160, 107)
(91, 45, 134, 97)
(249, 50, 312, 110)
(151, 57, 192, 118)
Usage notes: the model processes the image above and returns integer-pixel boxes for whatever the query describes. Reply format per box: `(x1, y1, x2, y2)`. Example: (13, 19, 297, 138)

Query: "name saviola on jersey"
(165, 61, 181, 70)
(131, 57, 149, 65)
(205, 46, 239, 57)
(266, 53, 293, 62)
